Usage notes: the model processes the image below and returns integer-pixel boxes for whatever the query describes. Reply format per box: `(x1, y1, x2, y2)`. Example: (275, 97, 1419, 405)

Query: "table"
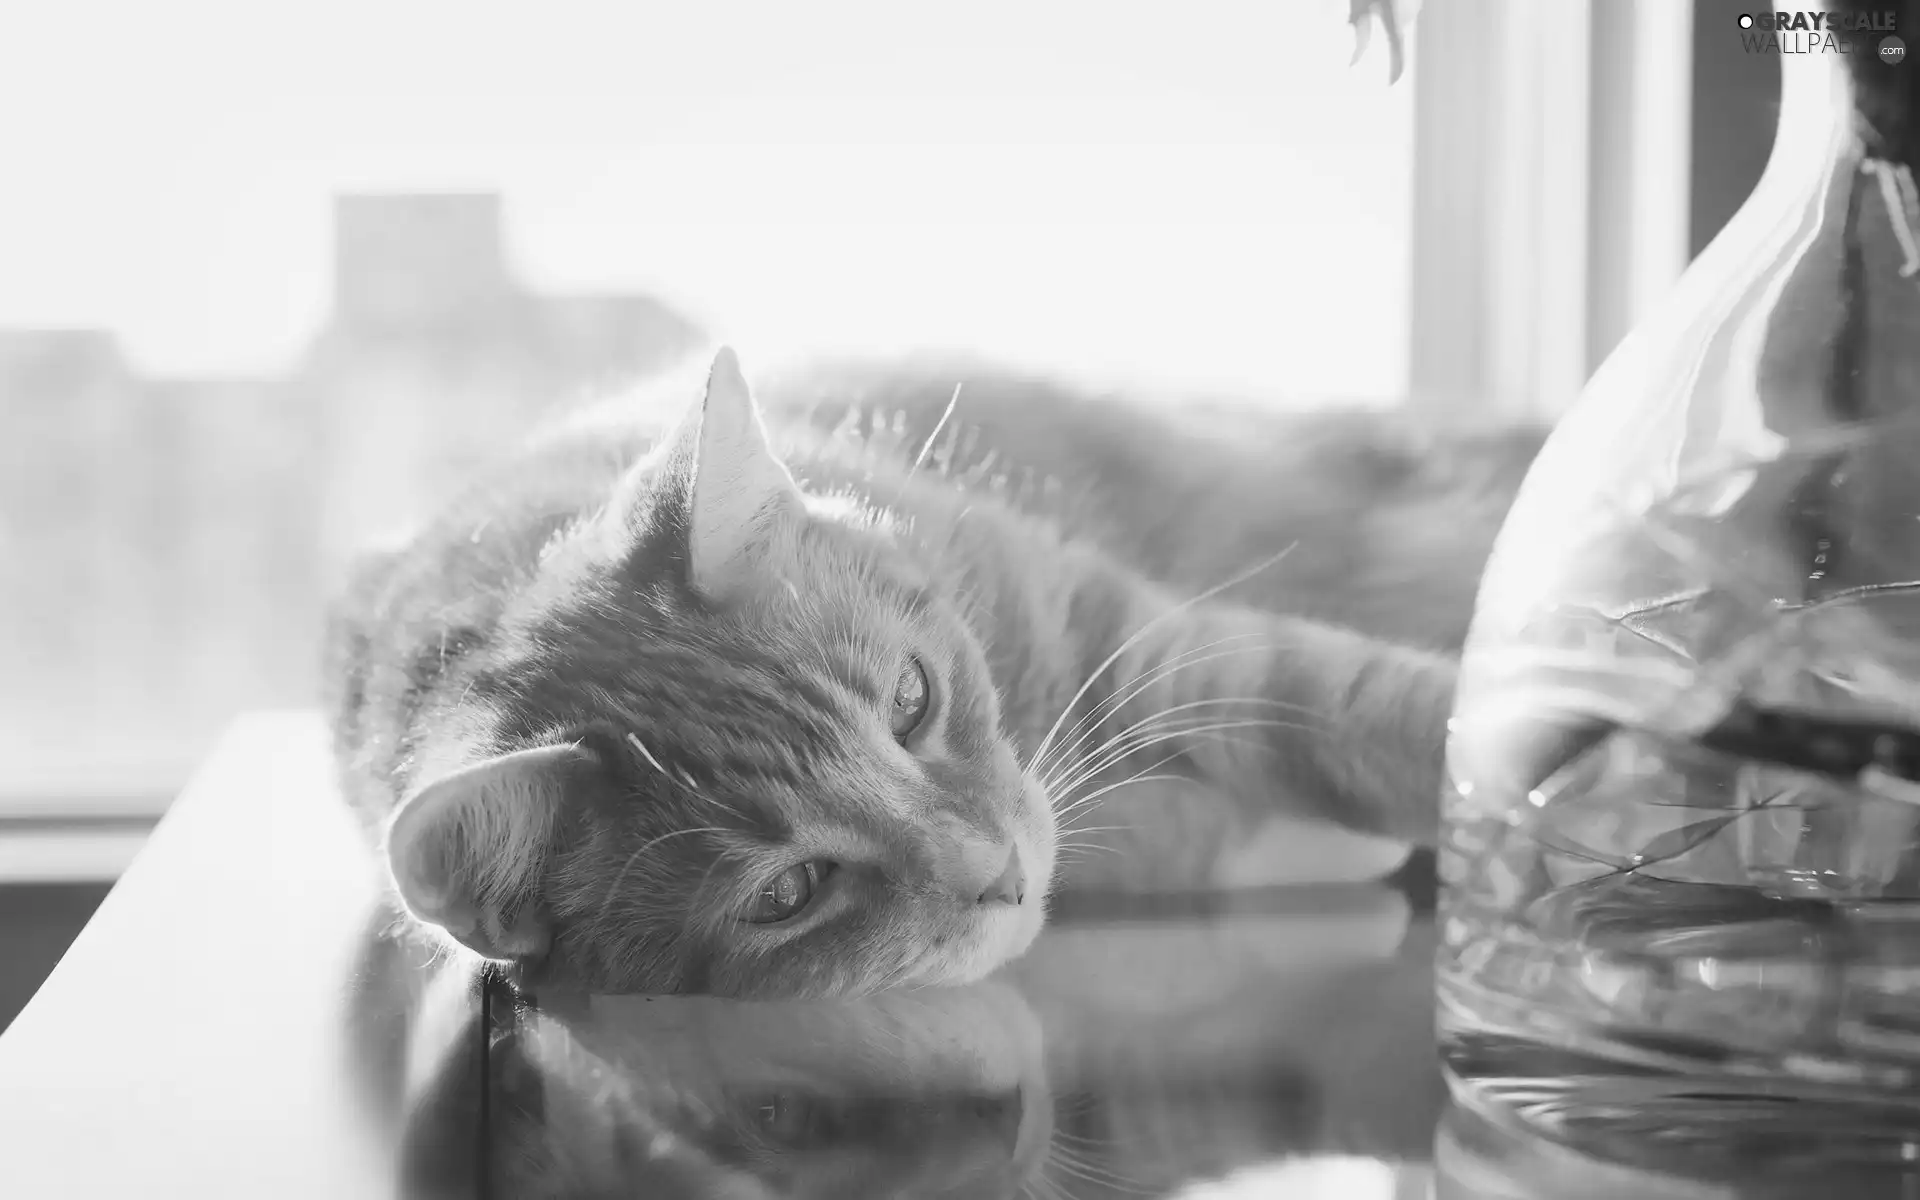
(0, 713, 1809, 1199)
(0, 714, 478, 1198)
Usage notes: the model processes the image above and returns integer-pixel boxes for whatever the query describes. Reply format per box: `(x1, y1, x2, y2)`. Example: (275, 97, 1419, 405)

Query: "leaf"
(1627, 812, 1747, 871)
(1348, 0, 1407, 83)
(1533, 830, 1633, 871)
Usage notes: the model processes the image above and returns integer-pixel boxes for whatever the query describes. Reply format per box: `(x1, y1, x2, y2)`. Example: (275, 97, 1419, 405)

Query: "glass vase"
(1437, 3, 1920, 1182)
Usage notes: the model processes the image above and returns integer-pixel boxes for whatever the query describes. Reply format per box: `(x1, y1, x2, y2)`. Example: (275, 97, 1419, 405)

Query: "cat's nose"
(976, 848, 1025, 907)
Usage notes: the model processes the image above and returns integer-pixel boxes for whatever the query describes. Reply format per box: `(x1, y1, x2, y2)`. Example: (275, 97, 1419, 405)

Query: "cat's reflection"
(339, 904, 490, 1200)
(496, 980, 1050, 1199)
(347, 887, 1438, 1199)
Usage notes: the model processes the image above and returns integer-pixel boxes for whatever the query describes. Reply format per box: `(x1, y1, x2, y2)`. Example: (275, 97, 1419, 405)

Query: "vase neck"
(1769, 2, 1920, 174)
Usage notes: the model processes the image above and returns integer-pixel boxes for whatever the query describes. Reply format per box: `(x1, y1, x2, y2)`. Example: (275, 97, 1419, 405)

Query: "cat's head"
(383, 348, 1057, 998)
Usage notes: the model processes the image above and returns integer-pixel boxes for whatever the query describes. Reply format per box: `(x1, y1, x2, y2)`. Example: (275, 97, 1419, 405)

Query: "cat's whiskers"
(1047, 1122, 1116, 1154)
(1041, 693, 1314, 796)
(1028, 632, 1269, 777)
(1055, 769, 1190, 828)
(887, 947, 934, 992)
(1051, 739, 1192, 807)
(1031, 633, 1323, 785)
(1046, 1131, 1113, 1164)
(908, 383, 964, 476)
(1042, 703, 1262, 800)
(682, 839, 766, 936)
(1055, 820, 1136, 841)
(1056, 770, 1195, 826)
(1045, 731, 1272, 887)
(1042, 719, 1306, 859)
(1056, 843, 1126, 858)
(1048, 725, 1276, 813)
(1021, 1163, 1083, 1200)
(1041, 1138, 1153, 1196)
(596, 825, 730, 916)
(1033, 1155, 1149, 1200)
(624, 731, 671, 777)
(1054, 827, 1134, 862)
(1028, 545, 1298, 776)
(1031, 635, 1307, 782)
(1044, 710, 1316, 804)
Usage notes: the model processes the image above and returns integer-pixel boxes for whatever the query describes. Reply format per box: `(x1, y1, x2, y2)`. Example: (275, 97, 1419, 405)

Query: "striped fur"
(324, 350, 1545, 998)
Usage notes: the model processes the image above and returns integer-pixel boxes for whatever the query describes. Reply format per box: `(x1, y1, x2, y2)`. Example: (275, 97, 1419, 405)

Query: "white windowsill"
(0, 711, 326, 885)
(0, 829, 153, 885)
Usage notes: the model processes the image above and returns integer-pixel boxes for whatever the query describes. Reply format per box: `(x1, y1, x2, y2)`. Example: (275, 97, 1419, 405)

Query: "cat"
(324, 347, 1545, 999)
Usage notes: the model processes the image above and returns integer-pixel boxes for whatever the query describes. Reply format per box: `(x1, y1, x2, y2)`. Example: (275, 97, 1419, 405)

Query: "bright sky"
(0, 0, 1413, 397)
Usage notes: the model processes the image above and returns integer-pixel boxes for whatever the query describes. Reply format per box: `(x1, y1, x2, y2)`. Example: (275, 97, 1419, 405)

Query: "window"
(0, 1, 1423, 829)
(8, 0, 1737, 838)
(8, 0, 1736, 852)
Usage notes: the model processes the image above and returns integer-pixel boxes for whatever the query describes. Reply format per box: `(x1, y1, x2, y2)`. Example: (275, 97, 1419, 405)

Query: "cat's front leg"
(1043, 580, 1456, 854)
(1176, 601, 1458, 846)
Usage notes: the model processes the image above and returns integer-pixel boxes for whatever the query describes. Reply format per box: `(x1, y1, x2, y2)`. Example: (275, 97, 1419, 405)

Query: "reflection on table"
(364, 884, 1441, 1199)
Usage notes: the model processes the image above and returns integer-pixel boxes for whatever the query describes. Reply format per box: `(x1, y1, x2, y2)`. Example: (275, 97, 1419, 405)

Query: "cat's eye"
(746, 861, 833, 924)
(746, 1092, 837, 1146)
(891, 657, 931, 741)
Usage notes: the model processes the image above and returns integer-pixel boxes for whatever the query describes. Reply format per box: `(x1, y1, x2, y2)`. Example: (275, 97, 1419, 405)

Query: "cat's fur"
(324, 349, 1544, 999)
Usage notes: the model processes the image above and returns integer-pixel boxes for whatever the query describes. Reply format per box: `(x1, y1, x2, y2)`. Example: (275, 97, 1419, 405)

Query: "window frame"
(1406, 0, 1695, 422)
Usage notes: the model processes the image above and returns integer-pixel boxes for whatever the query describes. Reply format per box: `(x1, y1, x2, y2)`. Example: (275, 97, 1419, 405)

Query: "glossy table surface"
(0, 714, 1823, 1199)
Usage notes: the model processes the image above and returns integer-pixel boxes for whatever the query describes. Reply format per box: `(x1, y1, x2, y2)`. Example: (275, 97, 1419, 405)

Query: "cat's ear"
(669, 347, 803, 599)
(384, 742, 591, 962)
